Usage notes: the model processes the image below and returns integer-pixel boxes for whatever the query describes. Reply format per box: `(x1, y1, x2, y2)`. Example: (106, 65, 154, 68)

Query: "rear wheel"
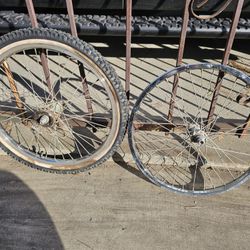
(0, 28, 127, 173)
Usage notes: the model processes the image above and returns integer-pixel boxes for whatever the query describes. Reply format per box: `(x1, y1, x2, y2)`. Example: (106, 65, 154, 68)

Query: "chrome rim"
(129, 64, 250, 195)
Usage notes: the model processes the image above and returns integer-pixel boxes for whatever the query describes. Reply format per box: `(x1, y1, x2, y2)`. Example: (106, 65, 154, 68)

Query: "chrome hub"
(35, 112, 54, 127)
(188, 124, 207, 145)
(33, 100, 65, 127)
(39, 114, 50, 126)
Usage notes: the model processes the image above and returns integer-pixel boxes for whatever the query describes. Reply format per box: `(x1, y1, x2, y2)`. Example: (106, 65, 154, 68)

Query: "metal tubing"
(25, 0, 38, 27)
(2, 61, 24, 112)
(39, 52, 53, 92)
(78, 63, 94, 114)
(190, 0, 233, 20)
(206, 0, 244, 126)
(176, 0, 192, 67)
(65, 0, 78, 37)
(65, 0, 94, 114)
(25, 0, 52, 93)
(222, 0, 244, 65)
(168, 0, 191, 121)
(133, 118, 243, 133)
(125, 0, 132, 100)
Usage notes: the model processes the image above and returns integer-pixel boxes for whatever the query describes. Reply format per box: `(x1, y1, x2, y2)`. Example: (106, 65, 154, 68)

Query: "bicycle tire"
(128, 63, 250, 195)
(0, 28, 128, 173)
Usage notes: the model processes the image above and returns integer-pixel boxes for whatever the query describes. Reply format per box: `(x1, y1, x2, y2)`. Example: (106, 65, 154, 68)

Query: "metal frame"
(22, 0, 246, 129)
(22, 0, 244, 97)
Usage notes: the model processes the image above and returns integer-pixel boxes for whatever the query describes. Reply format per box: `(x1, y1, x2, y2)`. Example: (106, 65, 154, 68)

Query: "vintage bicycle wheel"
(128, 63, 250, 195)
(0, 28, 127, 173)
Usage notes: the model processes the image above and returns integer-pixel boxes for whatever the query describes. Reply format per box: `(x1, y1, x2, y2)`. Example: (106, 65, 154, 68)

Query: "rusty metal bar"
(25, 0, 52, 93)
(65, 0, 94, 114)
(207, 0, 244, 127)
(133, 117, 244, 133)
(222, 0, 244, 65)
(190, 0, 233, 20)
(176, 0, 192, 67)
(65, 0, 78, 37)
(2, 62, 24, 112)
(25, 0, 38, 27)
(125, 0, 132, 100)
(167, 0, 192, 121)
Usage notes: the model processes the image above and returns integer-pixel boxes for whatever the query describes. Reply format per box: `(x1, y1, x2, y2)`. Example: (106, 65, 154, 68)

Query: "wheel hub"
(36, 112, 54, 127)
(188, 124, 207, 145)
(33, 100, 65, 127)
(38, 114, 50, 126)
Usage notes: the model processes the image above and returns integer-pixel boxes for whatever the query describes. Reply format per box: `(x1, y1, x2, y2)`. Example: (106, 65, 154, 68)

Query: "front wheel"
(128, 63, 250, 195)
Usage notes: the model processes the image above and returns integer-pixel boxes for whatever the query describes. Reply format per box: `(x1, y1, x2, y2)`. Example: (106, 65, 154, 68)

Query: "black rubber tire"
(0, 28, 128, 174)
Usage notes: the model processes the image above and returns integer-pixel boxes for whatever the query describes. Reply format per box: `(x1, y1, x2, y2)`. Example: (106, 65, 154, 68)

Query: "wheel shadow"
(172, 132, 206, 190)
(114, 132, 206, 190)
(112, 152, 154, 185)
(0, 170, 64, 249)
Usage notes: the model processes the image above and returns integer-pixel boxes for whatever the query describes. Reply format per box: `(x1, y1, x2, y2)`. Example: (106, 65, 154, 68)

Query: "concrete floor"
(0, 37, 250, 249)
(0, 156, 249, 250)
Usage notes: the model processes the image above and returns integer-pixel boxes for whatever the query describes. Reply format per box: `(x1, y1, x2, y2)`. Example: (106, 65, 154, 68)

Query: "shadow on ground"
(0, 170, 64, 249)
(83, 36, 248, 61)
(112, 152, 154, 185)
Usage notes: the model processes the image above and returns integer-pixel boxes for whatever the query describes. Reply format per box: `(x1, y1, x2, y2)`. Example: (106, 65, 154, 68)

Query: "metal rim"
(128, 63, 250, 195)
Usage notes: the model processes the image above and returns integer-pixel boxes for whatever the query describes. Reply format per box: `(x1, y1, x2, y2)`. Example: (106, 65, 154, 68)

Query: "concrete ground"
(0, 37, 250, 250)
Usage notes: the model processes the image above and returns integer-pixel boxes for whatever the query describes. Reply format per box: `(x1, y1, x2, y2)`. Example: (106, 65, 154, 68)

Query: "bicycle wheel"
(0, 28, 128, 173)
(128, 63, 250, 195)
